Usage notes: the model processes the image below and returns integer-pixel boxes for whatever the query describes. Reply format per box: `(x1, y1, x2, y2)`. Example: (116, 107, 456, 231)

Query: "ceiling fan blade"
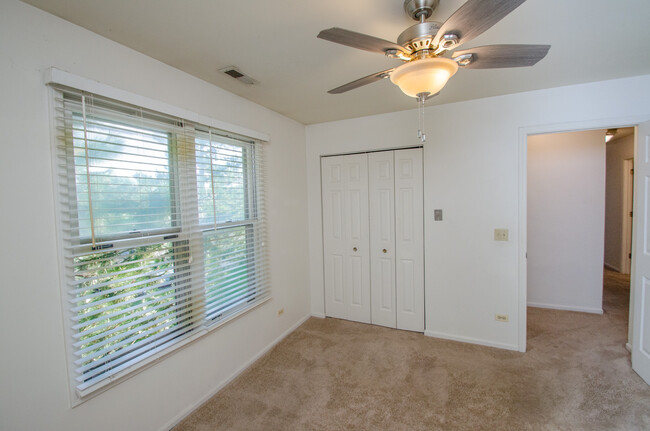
(318, 28, 409, 54)
(433, 0, 527, 48)
(452, 44, 550, 68)
(327, 68, 395, 94)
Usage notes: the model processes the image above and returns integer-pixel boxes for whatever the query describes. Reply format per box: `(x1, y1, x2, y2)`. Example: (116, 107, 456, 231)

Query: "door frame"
(517, 116, 648, 352)
(622, 157, 634, 275)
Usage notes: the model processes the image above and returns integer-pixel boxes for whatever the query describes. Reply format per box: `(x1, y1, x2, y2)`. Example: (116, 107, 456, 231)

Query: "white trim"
(76, 329, 206, 401)
(626, 342, 632, 353)
(311, 312, 326, 318)
(604, 262, 622, 273)
(44, 67, 270, 142)
(517, 115, 650, 353)
(527, 302, 603, 314)
(517, 126, 528, 353)
(518, 117, 646, 138)
(159, 313, 312, 431)
(621, 157, 634, 274)
(424, 330, 519, 351)
(48, 86, 77, 407)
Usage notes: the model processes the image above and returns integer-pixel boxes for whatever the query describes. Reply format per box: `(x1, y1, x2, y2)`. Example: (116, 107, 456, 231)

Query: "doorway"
(519, 123, 637, 351)
(519, 119, 650, 387)
(527, 129, 607, 315)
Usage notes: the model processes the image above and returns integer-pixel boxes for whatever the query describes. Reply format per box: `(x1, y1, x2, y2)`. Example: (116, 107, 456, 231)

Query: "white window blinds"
(194, 132, 269, 321)
(52, 87, 269, 398)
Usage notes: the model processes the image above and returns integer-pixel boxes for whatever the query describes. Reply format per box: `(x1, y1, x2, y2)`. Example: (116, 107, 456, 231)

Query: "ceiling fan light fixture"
(390, 57, 458, 98)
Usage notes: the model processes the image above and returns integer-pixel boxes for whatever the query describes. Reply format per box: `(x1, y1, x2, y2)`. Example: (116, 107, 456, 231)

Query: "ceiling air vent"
(219, 66, 258, 85)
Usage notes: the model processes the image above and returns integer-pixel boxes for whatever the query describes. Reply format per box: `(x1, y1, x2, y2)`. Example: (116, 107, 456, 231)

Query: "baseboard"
(625, 342, 632, 353)
(311, 312, 326, 318)
(424, 330, 519, 351)
(159, 314, 311, 431)
(527, 302, 603, 314)
(604, 262, 621, 272)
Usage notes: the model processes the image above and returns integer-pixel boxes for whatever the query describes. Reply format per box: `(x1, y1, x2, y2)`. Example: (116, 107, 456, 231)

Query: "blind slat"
(74, 314, 197, 379)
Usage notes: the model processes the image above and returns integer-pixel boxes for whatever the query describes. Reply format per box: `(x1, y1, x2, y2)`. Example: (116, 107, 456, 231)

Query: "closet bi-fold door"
(321, 154, 371, 323)
(368, 152, 397, 328)
(368, 149, 424, 331)
(394, 148, 424, 332)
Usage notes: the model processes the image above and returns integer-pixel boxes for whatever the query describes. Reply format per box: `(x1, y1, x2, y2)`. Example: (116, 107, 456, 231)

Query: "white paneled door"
(632, 120, 650, 386)
(321, 154, 371, 323)
(394, 149, 424, 332)
(322, 149, 424, 332)
(369, 151, 397, 328)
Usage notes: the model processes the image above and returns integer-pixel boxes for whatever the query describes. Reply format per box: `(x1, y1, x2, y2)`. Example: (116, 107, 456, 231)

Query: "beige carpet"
(174, 270, 650, 430)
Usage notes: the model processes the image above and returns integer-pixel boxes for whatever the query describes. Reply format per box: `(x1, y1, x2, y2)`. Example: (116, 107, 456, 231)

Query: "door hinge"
(631, 168, 634, 175)
(629, 252, 632, 259)
(630, 211, 633, 217)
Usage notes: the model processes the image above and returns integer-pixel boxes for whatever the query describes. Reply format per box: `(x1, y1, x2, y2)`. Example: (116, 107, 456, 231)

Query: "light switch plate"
(494, 228, 509, 241)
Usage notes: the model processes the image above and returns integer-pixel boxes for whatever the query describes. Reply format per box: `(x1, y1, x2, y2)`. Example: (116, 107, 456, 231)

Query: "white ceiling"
(21, 0, 650, 125)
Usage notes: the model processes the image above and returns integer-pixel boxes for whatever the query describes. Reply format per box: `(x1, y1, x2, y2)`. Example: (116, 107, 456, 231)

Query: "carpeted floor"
(174, 269, 650, 430)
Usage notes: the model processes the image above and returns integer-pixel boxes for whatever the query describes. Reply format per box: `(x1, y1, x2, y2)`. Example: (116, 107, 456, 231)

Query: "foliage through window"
(52, 88, 269, 398)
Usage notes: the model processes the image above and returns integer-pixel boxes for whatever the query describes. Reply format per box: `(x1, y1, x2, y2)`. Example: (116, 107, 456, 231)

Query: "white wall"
(604, 134, 635, 272)
(527, 130, 605, 313)
(0, 2, 309, 430)
(307, 74, 650, 352)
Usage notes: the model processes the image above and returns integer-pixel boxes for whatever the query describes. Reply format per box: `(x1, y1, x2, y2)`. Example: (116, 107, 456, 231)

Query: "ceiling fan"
(318, 0, 550, 101)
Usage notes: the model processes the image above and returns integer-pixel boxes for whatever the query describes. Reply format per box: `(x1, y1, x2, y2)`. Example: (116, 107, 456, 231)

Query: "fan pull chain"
(417, 93, 426, 143)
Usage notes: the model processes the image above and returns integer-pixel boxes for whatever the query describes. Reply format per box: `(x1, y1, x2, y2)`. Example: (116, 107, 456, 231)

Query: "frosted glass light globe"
(390, 57, 458, 98)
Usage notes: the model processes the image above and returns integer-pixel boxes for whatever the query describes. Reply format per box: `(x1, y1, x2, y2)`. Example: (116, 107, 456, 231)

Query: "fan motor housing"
(397, 21, 442, 53)
(404, 0, 440, 20)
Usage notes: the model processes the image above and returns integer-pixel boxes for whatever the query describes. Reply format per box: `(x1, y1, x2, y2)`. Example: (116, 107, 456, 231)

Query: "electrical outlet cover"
(494, 228, 509, 241)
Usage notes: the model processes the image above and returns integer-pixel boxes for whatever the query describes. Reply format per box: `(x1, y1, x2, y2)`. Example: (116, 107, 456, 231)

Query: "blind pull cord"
(208, 129, 218, 228)
(81, 95, 97, 248)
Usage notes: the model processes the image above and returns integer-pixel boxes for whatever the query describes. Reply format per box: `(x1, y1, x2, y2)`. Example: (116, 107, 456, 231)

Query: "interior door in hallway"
(321, 154, 371, 323)
(632, 120, 650, 386)
(624, 158, 634, 274)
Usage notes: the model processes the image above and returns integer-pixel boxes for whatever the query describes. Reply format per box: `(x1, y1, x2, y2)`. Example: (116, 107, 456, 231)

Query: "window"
(52, 88, 269, 399)
(194, 133, 265, 320)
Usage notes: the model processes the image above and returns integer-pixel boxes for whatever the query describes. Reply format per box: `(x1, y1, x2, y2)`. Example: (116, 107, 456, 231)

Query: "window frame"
(194, 133, 263, 322)
(68, 107, 182, 246)
(47, 75, 270, 405)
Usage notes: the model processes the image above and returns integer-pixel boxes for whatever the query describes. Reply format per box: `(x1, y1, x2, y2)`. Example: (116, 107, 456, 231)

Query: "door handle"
(382, 249, 387, 253)
(353, 247, 358, 252)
